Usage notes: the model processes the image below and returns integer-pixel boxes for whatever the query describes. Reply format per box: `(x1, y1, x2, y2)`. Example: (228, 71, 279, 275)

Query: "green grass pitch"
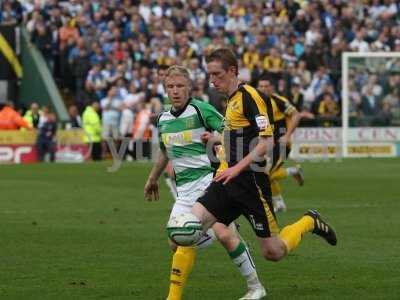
(0, 158, 399, 299)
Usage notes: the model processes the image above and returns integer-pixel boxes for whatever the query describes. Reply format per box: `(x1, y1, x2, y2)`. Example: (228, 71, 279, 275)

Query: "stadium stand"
(0, 0, 399, 161)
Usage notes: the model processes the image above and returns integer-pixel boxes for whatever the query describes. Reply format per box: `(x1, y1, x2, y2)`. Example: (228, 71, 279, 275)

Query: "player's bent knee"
(259, 237, 286, 261)
(262, 250, 282, 262)
(261, 245, 285, 261)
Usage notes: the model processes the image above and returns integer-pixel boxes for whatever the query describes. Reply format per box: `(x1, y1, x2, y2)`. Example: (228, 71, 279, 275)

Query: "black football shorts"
(198, 171, 279, 238)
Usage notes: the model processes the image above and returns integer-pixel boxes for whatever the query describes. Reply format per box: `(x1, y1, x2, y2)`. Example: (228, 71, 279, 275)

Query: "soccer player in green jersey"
(144, 65, 266, 300)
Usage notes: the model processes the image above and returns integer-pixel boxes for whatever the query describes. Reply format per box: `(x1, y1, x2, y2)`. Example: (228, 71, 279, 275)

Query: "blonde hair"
(164, 65, 192, 85)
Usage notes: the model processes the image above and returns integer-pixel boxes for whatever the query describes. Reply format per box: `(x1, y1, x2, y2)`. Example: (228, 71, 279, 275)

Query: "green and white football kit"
(158, 98, 224, 219)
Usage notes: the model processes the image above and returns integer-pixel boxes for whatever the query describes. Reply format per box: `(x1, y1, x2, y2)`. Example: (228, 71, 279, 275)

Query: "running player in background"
(257, 77, 304, 212)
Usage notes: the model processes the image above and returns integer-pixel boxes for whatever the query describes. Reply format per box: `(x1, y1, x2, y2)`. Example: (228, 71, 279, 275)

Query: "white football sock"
(273, 194, 287, 212)
(230, 241, 262, 288)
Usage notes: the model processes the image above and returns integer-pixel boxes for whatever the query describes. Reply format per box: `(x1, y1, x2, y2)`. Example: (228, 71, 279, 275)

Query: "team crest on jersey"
(185, 118, 195, 128)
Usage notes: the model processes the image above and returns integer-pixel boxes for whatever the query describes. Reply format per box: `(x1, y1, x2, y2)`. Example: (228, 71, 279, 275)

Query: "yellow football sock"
(279, 216, 314, 253)
(271, 180, 281, 197)
(167, 246, 196, 300)
(270, 166, 288, 181)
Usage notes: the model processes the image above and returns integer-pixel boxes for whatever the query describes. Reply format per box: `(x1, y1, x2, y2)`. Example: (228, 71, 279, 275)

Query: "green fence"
(19, 28, 68, 122)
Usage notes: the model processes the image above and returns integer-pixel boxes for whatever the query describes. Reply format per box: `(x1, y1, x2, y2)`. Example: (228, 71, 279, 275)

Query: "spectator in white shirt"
(225, 10, 247, 33)
(349, 30, 370, 52)
(100, 86, 122, 140)
(120, 83, 144, 137)
(371, 32, 391, 52)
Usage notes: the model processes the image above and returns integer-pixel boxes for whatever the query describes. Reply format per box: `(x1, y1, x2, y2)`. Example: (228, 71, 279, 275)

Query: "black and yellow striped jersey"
(270, 93, 297, 139)
(220, 84, 274, 170)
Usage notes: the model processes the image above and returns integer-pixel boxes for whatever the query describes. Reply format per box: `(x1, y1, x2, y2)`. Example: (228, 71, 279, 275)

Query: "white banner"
(293, 127, 400, 142)
(291, 127, 400, 159)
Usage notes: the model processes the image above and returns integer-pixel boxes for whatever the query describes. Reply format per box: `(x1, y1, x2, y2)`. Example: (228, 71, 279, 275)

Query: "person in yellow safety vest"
(23, 102, 41, 128)
(82, 102, 102, 161)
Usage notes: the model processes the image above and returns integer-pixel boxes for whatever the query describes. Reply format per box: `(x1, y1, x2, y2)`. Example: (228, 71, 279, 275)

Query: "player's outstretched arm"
(281, 110, 316, 145)
(144, 150, 169, 201)
(280, 110, 301, 145)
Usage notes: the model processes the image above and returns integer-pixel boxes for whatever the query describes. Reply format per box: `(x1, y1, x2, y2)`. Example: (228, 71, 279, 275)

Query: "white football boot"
(238, 285, 267, 300)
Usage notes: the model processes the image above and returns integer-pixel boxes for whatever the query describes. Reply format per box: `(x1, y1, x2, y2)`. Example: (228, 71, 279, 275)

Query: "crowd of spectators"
(348, 57, 400, 126)
(1, 0, 400, 131)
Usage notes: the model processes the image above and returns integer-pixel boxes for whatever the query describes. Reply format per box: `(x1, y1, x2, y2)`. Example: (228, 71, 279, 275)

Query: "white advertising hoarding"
(291, 128, 400, 159)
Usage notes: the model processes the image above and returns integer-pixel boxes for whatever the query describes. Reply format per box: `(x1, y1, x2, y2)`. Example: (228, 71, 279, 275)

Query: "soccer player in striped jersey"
(144, 65, 266, 300)
(191, 48, 336, 292)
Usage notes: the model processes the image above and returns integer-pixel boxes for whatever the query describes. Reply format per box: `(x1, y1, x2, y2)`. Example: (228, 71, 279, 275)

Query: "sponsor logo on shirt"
(162, 131, 193, 146)
(186, 118, 195, 128)
(255, 115, 268, 130)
